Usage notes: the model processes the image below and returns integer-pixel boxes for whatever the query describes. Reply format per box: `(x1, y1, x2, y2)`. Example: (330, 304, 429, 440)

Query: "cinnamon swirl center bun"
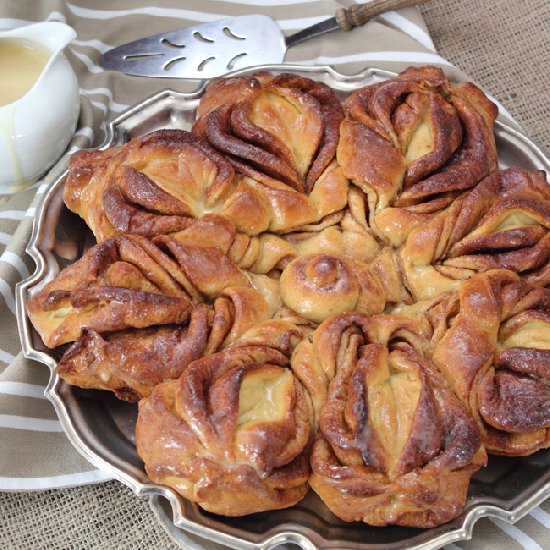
(279, 254, 386, 323)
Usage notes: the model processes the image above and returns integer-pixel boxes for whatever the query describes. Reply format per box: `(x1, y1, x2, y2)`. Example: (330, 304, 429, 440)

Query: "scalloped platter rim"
(15, 64, 550, 550)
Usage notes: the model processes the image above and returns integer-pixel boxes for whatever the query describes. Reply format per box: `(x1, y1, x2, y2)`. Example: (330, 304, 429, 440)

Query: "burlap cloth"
(1, 0, 549, 548)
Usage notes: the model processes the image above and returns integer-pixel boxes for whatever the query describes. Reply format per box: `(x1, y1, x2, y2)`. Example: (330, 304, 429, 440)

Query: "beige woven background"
(1, 0, 549, 548)
(421, 0, 549, 154)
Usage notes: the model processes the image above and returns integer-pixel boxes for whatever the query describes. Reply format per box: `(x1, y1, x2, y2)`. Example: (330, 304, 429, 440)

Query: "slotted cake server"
(100, 0, 425, 79)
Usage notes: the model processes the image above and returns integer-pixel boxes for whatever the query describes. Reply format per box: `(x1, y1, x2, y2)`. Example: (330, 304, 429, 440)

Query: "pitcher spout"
(1, 22, 76, 55)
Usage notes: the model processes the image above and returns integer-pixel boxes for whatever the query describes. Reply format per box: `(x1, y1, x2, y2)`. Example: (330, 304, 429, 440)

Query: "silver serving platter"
(16, 65, 550, 550)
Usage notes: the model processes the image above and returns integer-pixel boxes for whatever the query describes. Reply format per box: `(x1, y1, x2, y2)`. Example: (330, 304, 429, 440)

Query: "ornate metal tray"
(16, 65, 550, 550)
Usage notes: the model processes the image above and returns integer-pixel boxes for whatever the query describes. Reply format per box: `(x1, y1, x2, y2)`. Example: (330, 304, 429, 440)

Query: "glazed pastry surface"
(431, 270, 550, 455)
(136, 324, 312, 516)
(27, 67, 549, 525)
(307, 313, 486, 527)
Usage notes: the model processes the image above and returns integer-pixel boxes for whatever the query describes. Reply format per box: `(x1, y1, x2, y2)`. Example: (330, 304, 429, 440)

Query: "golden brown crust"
(56, 285, 272, 401)
(432, 270, 550, 455)
(57, 305, 212, 401)
(338, 66, 498, 247)
(27, 235, 193, 347)
(279, 253, 386, 323)
(26, 66, 550, 525)
(194, 72, 344, 194)
(136, 339, 312, 516)
(152, 235, 250, 298)
(195, 72, 272, 120)
(64, 130, 227, 240)
(400, 168, 550, 301)
(28, 218, 285, 396)
(190, 75, 356, 246)
(306, 312, 485, 527)
(65, 129, 319, 242)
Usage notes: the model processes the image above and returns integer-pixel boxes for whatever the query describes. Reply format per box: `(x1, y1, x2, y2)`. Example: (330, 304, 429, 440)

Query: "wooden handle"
(335, 0, 428, 31)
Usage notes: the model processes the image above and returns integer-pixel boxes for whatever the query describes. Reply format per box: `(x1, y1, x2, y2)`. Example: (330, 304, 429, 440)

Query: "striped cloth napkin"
(0, 1, 547, 548)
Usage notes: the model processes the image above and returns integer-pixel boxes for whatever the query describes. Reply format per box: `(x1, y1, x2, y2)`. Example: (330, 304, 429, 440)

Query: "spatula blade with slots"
(100, 16, 285, 79)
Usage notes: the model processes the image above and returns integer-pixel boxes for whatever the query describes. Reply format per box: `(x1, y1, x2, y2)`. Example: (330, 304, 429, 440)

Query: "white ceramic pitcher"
(0, 22, 80, 195)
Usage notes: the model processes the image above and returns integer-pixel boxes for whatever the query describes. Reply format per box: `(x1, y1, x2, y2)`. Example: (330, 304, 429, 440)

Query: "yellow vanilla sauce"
(0, 39, 51, 198)
(0, 39, 50, 106)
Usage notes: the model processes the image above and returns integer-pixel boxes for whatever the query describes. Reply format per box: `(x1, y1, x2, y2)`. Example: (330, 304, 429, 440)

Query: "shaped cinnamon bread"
(306, 313, 486, 527)
(401, 168, 550, 300)
(338, 65, 498, 247)
(24, 66, 550, 528)
(65, 128, 314, 241)
(56, 285, 270, 401)
(432, 269, 550, 455)
(136, 322, 312, 516)
(193, 72, 387, 265)
(194, 72, 344, 194)
(279, 253, 386, 323)
(28, 229, 282, 398)
(27, 234, 193, 348)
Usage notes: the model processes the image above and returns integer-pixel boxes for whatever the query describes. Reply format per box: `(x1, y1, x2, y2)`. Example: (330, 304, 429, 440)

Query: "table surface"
(1, 1, 549, 549)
